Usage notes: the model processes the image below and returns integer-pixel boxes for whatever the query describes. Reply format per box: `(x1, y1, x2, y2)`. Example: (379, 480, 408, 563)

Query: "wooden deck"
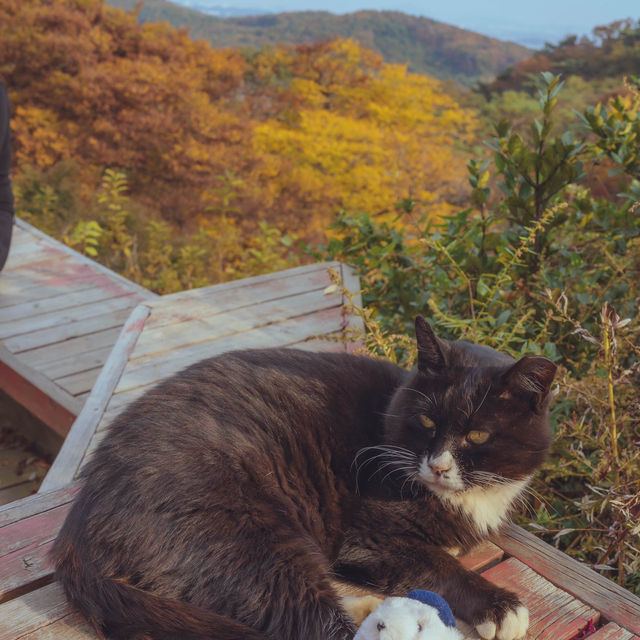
(0, 218, 156, 438)
(1, 226, 639, 639)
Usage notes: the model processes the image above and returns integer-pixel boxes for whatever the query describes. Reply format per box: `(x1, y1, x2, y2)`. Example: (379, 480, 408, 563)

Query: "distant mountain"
(105, 0, 532, 85)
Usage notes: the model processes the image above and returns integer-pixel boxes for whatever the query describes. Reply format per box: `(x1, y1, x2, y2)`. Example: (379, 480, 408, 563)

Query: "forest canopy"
(0, 0, 476, 245)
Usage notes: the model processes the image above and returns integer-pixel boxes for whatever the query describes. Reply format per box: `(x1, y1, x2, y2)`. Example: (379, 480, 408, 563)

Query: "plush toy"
(352, 590, 462, 640)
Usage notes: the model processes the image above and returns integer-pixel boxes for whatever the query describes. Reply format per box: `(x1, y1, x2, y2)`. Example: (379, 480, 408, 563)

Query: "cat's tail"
(56, 567, 269, 640)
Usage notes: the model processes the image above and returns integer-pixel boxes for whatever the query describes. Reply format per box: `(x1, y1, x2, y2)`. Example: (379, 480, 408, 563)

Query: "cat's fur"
(52, 317, 556, 640)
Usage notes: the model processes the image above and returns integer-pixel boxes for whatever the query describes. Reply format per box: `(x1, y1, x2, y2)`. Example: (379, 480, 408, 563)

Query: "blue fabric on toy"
(407, 590, 457, 628)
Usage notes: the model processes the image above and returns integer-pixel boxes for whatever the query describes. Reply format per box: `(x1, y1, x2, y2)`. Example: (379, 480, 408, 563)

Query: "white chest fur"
(441, 477, 531, 536)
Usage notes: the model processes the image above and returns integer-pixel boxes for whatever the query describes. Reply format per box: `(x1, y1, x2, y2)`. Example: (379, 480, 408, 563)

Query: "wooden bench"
(1, 243, 639, 638)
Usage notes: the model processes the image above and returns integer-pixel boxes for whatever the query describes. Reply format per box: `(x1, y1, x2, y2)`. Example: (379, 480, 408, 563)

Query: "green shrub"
(320, 73, 640, 593)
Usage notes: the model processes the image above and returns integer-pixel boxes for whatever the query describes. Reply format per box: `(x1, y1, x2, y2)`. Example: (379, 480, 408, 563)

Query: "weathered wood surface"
(0, 219, 155, 435)
(494, 524, 640, 635)
(0, 583, 95, 640)
(0, 485, 79, 604)
(588, 623, 639, 640)
(0, 344, 80, 437)
(71, 261, 358, 477)
(0, 535, 504, 640)
(40, 306, 151, 493)
(481, 558, 599, 640)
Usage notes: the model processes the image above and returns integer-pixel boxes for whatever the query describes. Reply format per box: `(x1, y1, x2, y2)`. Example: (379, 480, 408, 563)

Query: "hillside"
(105, 0, 531, 85)
(486, 18, 640, 93)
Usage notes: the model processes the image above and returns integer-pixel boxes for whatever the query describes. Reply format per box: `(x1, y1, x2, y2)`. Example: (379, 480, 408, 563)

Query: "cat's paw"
(474, 601, 529, 640)
(341, 595, 385, 626)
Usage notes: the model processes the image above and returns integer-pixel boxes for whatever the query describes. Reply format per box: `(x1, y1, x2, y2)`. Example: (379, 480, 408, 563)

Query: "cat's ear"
(415, 316, 448, 372)
(502, 356, 557, 407)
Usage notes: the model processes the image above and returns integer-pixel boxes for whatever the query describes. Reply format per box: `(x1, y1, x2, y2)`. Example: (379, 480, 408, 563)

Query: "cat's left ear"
(415, 316, 449, 373)
(502, 356, 557, 408)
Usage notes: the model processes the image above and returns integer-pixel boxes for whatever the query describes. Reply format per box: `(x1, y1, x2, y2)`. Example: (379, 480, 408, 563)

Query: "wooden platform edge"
(13, 218, 157, 301)
(154, 260, 345, 306)
(0, 343, 81, 437)
(492, 523, 640, 635)
(39, 305, 151, 493)
(338, 263, 365, 353)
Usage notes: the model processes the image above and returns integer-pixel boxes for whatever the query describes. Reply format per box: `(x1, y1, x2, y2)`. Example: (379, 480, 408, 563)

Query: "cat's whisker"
(467, 470, 512, 487)
(352, 446, 416, 494)
(375, 411, 404, 419)
(472, 384, 492, 417)
(400, 472, 420, 499)
(380, 464, 417, 487)
(399, 386, 435, 407)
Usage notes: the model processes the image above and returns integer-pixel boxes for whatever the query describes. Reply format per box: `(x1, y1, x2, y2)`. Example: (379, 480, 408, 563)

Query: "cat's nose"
(428, 451, 453, 476)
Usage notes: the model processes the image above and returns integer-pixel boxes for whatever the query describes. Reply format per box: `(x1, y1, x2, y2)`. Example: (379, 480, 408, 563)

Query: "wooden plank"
(14, 218, 156, 301)
(493, 524, 640, 634)
(123, 287, 343, 375)
(459, 541, 504, 572)
(4, 244, 66, 269)
(53, 367, 103, 397)
(5, 307, 133, 353)
(0, 283, 92, 311)
(0, 484, 79, 526)
(588, 624, 635, 640)
(0, 285, 113, 323)
(0, 538, 58, 603)
(0, 271, 133, 309)
(0, 294, 141, 340)
(338, 263, 365, 354)
(112, 303, 344, 402)
(151, 261, 340, 310)
(40, 305, 151, 493)
(37, 346, 113, 380)
(0, 487, 78, 603)
(84, 307, 345, 468)
(0, 582, 75, 639)
(145, 262, 336, 330)
(18, 327, 122, 368)
(482, 558, 599, 640)
(96, 305, 346, 424)
(16, 612, 97, 640)
(588, 623, 637, 640)
(0, 345, 82, 437)
(0, 502, 70, 558)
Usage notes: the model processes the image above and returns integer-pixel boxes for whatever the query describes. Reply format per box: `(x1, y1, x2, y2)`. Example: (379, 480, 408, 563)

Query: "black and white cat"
(53, 316, 556, 640)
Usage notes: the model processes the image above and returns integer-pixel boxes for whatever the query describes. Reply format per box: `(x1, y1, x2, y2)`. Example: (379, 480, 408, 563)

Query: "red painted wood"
(494, 525, 640, 634)
(459, 541, 504, 572)
(0, 503, 71, 557)
(0, 361, 77, 436)
(586, 623, 637, 639)
(0, 539, 55, 602)
(0, 484, 79, 527)
(0, 488, 77, 603)
(483, 558, 600, 640)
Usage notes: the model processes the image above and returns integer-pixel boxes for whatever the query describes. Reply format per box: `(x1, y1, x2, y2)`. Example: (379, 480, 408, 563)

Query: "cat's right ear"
(415, 316, 448, 372)
(502, 356, 557, 408)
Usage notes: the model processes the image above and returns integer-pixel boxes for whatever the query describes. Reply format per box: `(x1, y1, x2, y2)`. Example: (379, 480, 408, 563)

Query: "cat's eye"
(419, 415, 435, 429)
(467, 430, 490, 444)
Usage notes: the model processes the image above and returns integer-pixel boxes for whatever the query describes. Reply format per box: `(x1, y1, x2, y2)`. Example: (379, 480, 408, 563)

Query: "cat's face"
(385, 317, 557, 504)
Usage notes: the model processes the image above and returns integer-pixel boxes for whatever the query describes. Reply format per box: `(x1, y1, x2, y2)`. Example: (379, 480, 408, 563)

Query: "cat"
(52, 316, 556, 640)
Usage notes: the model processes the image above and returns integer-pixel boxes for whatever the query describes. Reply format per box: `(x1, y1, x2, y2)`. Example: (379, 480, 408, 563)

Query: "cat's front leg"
(335, 535, 527, 640)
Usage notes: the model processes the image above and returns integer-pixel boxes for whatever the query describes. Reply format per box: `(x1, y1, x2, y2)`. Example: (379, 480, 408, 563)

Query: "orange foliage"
(1, 0, 478, 240)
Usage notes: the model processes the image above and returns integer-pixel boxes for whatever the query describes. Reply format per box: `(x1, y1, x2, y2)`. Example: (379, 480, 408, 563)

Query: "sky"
(175, 0, 639, 48)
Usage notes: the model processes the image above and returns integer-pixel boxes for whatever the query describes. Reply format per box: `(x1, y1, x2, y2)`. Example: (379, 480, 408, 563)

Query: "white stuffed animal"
(353, 591, 462, 640)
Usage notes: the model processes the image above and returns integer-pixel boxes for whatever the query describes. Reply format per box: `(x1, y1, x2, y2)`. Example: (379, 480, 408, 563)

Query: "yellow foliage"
(12, 105, 75, 169)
